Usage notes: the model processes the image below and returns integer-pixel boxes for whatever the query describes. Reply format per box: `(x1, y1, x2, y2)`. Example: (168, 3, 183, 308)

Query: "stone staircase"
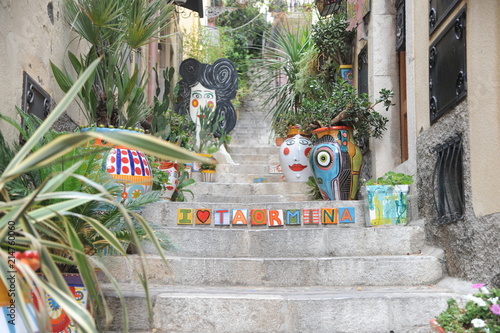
(102, 104, 465, 332)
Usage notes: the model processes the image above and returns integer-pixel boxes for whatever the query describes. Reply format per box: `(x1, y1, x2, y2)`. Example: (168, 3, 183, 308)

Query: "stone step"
(229, 152, 279, 163)
(191, 181, 312, 196)
(143, 226, 425, 258)
(201, 172, 284, 183)
(216, 163, 274, 175)
(104, 284, 455, 333)
(190, 171, 283, 183)
(230, 137, 274, 146)
(227, 145, 278, 155)
(142, 200, 366, 228)
(192, 193, 312, 203)
(101, 253, 443, 287)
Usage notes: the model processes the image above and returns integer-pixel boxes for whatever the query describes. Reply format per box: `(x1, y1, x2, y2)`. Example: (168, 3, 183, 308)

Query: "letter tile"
(303, 209, 320, 224)
(214, 209, 231, 226)
(268, 209, 284, 227)
(177, 208, 193, 225)
(338, 207, 356, 223)
(322, 208, 338, 224)
(285, 209, 302, 225)
(250, 209, 267, 225)
(232, 209, 249, 225)
(195, 209, 212, 224)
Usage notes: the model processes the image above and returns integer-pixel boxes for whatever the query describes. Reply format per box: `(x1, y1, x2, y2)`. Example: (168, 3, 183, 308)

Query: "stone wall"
(417, 101, 500, 286)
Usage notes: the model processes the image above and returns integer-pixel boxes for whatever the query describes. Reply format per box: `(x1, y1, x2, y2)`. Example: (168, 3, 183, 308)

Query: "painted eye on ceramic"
(204, 93, 214, 99)
(286, 139, 296, 146)
(315, 148, 333, 169)
(299, 139, 310, 146)
(192, 99, 199, 107)
(192, 92, 202, 99)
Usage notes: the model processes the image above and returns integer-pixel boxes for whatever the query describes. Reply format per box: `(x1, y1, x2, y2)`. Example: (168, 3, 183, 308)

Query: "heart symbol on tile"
(197, 210, 210, 223)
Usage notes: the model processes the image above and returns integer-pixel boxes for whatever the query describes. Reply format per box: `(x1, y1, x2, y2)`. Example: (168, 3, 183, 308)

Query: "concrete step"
(192, 193, 312, 203)
(230, 152, 279, 163)
(227, 145, 279, 155)
(101, 253, 444, 287)
(143, 226, 425, 258)
(190, 181, 308, 196)
(142, 200, 366, 228)
(197, 172, 284, 183)
(103, 284, 456, 333)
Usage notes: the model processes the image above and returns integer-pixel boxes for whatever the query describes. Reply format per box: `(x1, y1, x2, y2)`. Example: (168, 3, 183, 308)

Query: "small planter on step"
(363, 172, 414, 226)
(200, 161, 217, 182)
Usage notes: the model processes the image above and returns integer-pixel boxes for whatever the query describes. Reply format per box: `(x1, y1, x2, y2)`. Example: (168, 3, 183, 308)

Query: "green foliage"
(51, 0, 174, 128)
(436, 285, 500, 332)
(254, 23, 314, 129)
(299, 80, 394, 142)
(216, 3, 270, 76)
(311, 12, 355, 66)
(306, 176, 322, 200)
(197, 106, 231, 154)
(183, 24, 234, 64)
(170, 168, 196, 202)
(0, 59, 208, 332)
(150, 67, 195, 149)
(365, 171, 414, 186)
(200, 162, 217, 170)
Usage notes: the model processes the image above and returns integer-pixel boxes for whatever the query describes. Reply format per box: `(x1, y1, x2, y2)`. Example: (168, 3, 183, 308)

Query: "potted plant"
(363, 171, 414, 226)
(310, 12, 355, 84)
(50, 0, 176, 203)
(300, 79, 393, 201)
(253, 23, 314, 142)
(431, 283, 500, 332)
(200, 161, 217, 182)
(0, 60, 208, 332)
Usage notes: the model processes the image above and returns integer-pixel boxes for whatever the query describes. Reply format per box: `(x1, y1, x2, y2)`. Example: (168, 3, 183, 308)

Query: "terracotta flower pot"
(429, 319, 446, 333)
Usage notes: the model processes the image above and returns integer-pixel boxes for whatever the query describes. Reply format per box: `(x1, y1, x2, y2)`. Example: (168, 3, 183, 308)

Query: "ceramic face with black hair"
(175, 58, 238, 144)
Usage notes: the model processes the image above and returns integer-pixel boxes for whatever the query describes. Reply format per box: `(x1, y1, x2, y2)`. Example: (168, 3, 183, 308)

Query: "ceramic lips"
(279, 134, 313, 182)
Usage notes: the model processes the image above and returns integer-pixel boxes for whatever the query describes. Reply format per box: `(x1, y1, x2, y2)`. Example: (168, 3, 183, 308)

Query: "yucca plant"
(253, 23, 314, 136)
(51, 0, 175, 128)
(0, 59, 209, 332)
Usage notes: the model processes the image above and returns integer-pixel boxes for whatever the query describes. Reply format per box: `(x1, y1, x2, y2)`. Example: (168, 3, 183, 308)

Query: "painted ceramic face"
(310, 141, 342, 200)
(189, 82, 216, 122)
(279, 134, 313, 182)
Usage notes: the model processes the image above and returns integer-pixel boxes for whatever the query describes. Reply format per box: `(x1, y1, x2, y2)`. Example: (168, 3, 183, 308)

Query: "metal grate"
(22, 72, 52, 121)
(430, 133, 464, 225)
(429, 7, 466, 124)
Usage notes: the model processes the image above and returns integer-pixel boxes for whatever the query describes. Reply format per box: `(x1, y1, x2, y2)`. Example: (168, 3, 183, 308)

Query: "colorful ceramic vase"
(278, 126, 313, 182)
(157, 161, 180, 200)
(364, 185, 410, 226)
(0, 281, 39, 333)
(340, 65, 354, 86)
(310, 127, 362, 200)
(45, 274, 88, 333)
(83, 127, 153, 203)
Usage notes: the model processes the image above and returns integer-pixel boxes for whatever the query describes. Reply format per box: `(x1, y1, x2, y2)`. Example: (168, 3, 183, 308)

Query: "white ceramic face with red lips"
(189, 83, 216, 150)
(278, 134, 314, 182)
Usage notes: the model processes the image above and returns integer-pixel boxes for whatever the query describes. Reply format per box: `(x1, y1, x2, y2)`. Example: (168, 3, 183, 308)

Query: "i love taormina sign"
(177, 207, 356, 226)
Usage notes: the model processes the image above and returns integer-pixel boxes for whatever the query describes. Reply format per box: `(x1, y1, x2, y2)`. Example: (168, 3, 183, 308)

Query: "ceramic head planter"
(279, 133, 313, 182)
(175, 58, 238, 146)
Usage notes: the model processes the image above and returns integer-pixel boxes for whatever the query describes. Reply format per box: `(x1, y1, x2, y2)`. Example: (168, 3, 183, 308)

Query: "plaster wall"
(0, 0, 81, 141)
(366, 0, 401, 177)
(415, 0, 500, 285)
(467, 2, 500, 217)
